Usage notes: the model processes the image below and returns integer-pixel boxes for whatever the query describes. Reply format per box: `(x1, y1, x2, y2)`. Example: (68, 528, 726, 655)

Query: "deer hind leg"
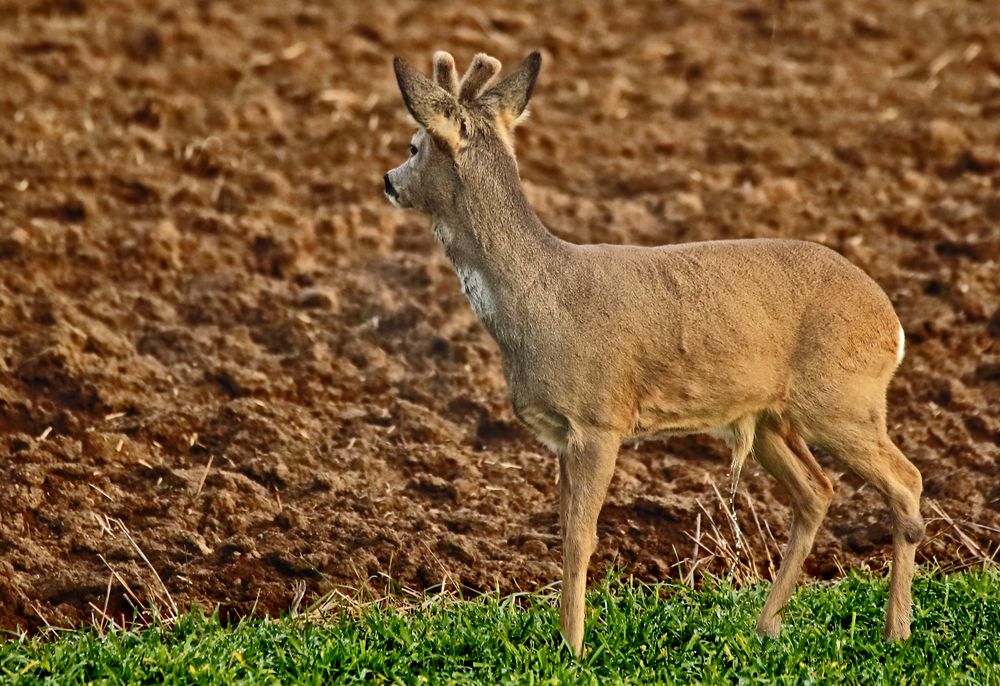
(558, 428, 620, 657)
(753, 420, 834, 637)
(820, 428, 924, 640)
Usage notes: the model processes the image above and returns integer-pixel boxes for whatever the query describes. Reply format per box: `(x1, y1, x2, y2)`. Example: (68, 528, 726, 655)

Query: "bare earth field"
(0, 0, 998, 632)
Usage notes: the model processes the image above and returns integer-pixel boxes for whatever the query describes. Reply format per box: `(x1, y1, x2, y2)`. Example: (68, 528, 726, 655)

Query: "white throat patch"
(455, 266, 496, 322)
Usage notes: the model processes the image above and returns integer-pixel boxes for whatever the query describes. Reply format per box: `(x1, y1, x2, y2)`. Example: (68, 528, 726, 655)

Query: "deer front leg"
(558, 429, 620, 657)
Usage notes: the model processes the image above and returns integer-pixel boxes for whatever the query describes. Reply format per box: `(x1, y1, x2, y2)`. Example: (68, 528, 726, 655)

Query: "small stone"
(294, 286, 338, 311)
(767, 178, 800, 203)
(148, 220, 181, 267)
(902, 169, 930, 193)
(674, 191, 704, 217)
(274, 507, 307, 530)
(928, 119, 968, 159)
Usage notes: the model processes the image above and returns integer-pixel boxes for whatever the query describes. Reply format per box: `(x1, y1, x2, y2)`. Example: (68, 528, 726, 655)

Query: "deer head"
(383, 51, 541, 216)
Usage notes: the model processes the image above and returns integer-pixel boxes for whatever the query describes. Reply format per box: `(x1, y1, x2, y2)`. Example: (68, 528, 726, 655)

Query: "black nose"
(383, 174, 396, 197)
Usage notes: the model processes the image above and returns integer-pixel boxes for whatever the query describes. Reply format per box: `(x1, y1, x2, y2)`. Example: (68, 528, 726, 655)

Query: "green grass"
(3, 569, 1000, 685)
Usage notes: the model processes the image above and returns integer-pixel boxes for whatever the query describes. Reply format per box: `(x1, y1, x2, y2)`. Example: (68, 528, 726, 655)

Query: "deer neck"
(431, 159, 561, 337)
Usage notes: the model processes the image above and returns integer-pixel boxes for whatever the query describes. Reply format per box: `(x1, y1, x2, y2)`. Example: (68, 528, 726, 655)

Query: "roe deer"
(383, 50, 924, 656)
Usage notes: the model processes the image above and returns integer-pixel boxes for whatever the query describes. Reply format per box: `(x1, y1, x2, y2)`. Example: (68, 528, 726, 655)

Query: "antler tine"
(432, 51, 459, 97)
(458, 53, 502, 102)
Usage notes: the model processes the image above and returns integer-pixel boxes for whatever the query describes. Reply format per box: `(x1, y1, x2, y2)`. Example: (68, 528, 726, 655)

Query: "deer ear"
(480, 51, 541, 129)
(393, 56, 462, 151)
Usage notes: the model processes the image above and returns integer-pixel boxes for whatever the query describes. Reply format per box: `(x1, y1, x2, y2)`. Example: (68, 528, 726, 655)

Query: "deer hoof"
(756, 615, 782, 638)
(883, 622, 911, 641)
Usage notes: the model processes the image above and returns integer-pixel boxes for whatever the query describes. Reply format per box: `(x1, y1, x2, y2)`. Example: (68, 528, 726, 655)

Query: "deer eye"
(409, 144, 418, 157)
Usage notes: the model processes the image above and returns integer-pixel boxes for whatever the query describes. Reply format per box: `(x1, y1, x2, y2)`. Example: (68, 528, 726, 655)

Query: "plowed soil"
(1, 0, 998, 632)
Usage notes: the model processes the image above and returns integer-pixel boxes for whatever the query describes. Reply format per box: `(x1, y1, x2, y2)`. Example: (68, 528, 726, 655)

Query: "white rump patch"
(455, 266, 496, 322)
(896, 324, 906, 366)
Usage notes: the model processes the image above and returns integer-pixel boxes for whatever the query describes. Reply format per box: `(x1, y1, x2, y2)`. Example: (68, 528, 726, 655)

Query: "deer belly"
(630, 377, 782, 440)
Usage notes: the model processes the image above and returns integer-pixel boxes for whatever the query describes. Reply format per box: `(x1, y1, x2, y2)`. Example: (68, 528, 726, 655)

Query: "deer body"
(384, 50, 924, 656)
(497, 239, 900, 442)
